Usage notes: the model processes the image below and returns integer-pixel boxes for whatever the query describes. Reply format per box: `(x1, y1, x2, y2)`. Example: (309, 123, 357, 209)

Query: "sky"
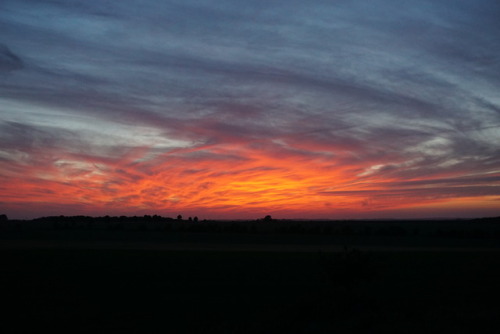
(1, 0, 499, 220)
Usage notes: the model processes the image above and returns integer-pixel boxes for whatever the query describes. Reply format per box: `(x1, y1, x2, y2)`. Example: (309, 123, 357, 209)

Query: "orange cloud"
(1, 138, 499, 219)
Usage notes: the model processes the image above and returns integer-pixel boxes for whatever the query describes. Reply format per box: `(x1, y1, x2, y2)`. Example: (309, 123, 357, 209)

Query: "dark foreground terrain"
(1, 217, 500, 333)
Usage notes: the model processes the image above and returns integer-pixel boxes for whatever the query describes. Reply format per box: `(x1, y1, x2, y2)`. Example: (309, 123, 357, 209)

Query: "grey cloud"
(0, 121, 76, 153)
(0, 44, 23, 72)
(1, 0, 500, 217)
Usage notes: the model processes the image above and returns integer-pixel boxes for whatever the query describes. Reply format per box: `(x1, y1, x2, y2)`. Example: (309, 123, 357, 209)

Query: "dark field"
(2, 248, 500, 333)
(2, 218, 500, 333)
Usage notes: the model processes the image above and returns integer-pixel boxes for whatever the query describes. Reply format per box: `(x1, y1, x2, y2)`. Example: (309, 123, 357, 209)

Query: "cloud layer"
(1, 0, 499, 219)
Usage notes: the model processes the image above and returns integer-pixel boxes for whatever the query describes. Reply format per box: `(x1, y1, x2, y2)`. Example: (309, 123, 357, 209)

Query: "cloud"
(1, 0, 499, 218)
(0, 44, 23, 72)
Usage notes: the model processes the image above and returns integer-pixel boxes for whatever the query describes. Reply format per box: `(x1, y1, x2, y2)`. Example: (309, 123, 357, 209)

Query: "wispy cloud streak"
(1, 0, 499, 218)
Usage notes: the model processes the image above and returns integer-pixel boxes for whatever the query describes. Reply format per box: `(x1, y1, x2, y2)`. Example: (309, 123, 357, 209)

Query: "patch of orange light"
(1, 143, 499, 218)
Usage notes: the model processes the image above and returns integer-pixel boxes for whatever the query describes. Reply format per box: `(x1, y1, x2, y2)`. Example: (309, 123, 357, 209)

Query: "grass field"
(2, 248, 500, 333)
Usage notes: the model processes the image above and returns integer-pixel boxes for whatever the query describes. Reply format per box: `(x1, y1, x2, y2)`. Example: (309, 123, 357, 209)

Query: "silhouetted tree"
(177, 214, 183, 221)
(0, 214, 7, 222)
(263, 215, 273, 222)
(193, 216, 198, 222)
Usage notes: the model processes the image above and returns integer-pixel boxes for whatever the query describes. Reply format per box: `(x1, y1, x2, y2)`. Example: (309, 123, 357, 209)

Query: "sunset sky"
(1, 0, 499, 220)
